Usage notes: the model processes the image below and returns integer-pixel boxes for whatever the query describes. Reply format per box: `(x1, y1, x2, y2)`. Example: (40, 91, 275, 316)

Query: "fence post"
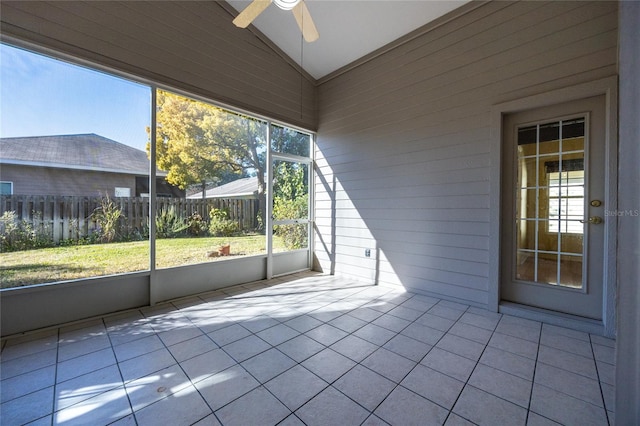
(52, 196, 61, 243)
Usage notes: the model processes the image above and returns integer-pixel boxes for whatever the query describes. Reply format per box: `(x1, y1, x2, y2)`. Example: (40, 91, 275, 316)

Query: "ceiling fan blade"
(292, 1, 319, 42)
(233, 0, 272, 28)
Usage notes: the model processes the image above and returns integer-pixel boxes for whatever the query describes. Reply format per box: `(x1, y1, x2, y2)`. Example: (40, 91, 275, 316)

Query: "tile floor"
(1, 272, 615, 425)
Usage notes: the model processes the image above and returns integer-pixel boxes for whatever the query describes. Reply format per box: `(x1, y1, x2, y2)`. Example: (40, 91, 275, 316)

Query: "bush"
(273, 196, 308, 250)
(0, 211, 54, 252)
(187, 213, 206, 236)
(92, 194, 123, 243)
(208, 208, 239, 237)
(156, 206, 188, 238)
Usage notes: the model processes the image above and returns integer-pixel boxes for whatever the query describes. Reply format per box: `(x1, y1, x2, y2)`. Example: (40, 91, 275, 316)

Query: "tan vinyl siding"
(0, 1, 316, 130)
(314, 1, 618, 306)
(2, 164, 137, 197)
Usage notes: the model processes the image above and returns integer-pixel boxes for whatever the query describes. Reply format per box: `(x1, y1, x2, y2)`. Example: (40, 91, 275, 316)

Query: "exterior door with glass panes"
(501, 96, 605, 319)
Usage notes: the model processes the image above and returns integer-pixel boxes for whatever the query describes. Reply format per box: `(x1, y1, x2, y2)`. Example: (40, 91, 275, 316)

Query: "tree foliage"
(147, 90, 267, 196)
(270, 125, 310, 157)
(273, 162, 309, 249)
(147, 90, 312, 241)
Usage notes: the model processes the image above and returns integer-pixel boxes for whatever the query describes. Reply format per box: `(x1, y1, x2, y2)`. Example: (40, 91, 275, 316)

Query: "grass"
(0, 234, 280, 289)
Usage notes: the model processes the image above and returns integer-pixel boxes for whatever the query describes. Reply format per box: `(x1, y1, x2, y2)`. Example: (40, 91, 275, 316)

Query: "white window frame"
(114, 187, 131, 198)
(0, 181, 14, 195)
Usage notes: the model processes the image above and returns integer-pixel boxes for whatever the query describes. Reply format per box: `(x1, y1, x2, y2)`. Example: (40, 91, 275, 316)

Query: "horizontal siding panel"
(321, 2, 611, 110)
(320, 2, 612, 107)
(320, 1, 531, 95)
(88, 5, 297, 98)
(1, 1, 316, 129)
(314, 1, 617, 306)
(314, 168, 491, 195)
(377, 262, 488, 290)
(314, 181, 490, 203)
(316, 125, 491, 163)
(314, 224, 374, 240)
(317, 137, 491, 171)
(325, 194, 490, 211)
(321, 151, 484, 187)
(314, 206, 490, 224)
(321, 34, 616, 133)
(320, 17, 616, 132)
(324, 217, 489, 237)
(399, 279, 489, 307)
(341, 228, 488, 251)
(317, 152, 492, 184)
(384, 241, 488, 265)
(331, 246, 489, 279)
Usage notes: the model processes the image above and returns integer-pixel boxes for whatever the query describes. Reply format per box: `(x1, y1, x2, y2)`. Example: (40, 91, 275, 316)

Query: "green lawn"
(0, 235, 278, 289)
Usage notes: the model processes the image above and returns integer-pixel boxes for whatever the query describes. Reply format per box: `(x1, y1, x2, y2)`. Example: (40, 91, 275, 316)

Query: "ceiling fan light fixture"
(273, 0, 300, 11)
(233, 0, 318, 42)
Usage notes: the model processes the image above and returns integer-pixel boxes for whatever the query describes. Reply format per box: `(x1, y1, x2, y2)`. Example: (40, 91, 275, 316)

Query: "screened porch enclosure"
(1, 0, 639, 423)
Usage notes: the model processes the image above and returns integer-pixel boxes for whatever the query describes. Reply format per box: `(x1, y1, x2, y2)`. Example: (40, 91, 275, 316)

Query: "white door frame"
(489, 76, 618, 337)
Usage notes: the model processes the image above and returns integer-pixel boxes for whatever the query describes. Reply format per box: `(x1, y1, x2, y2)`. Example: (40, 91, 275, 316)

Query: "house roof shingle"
(0, 134, 152, 175)
(187, 176, 258, 199)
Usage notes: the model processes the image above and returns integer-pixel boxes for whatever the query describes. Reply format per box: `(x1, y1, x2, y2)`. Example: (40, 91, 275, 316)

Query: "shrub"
(155, 205, 188, 238)
(0, 211, 54, 252)
(273, 196, 308, 250)
(92, 194, 123, 243)
(187, 213, 207, 236)
(208, 208, 239, 237)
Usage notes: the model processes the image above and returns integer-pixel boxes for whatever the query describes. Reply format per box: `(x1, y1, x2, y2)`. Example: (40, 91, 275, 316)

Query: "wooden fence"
(0, 195, 260, 243)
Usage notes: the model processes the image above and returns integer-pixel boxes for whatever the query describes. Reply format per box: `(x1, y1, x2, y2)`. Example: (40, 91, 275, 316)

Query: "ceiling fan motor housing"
(274, 0, 301, 11)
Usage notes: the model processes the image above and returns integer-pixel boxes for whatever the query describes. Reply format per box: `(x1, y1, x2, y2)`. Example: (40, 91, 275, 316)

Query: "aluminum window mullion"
(534, 124, 540, 283)
(266, 123, 274, 280)
(557, 120, 564, 285)
(272, 153, 312, 164)
(149, 87, 158, 304)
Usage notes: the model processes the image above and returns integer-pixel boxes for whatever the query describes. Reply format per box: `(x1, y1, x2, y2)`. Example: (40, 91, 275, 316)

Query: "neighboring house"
(187, 176, 259, 200)
(0, 134, 183, 198)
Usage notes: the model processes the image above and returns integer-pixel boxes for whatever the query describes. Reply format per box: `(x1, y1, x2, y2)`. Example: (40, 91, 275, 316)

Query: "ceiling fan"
(233, 0, 319, 42)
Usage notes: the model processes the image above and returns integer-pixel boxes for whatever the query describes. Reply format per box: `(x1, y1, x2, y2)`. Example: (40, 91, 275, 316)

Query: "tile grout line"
(237, 283, 409, 425)
(49, 327, 61, 426)
(349, 299, 477, 425)
(177, 280, 357, 424)
(103, 313, 141, 426)
(439, 305, 499, 426)
(525, 326, 608, 425)
(267, 284, 403, 423)
(141, 299, 225, 425)
(2, 283, 428, 424)
(2, 274, 615, 426)
(288, 288, 418, 425)
(531, 329, 613, 419)
(589, 333, 613, 426)
(524, 320, 543, 425)
(220, 281, 393, 423)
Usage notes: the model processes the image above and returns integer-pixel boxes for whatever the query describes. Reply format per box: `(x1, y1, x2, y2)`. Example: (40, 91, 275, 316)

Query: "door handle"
(580, 216, 603, 224)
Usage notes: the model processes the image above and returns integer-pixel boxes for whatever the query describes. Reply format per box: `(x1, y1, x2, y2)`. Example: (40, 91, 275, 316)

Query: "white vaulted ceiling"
(225, 0, 470, 80)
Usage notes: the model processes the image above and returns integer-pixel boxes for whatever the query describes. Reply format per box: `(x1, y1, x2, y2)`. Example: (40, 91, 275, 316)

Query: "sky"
(0, 43, 151, 151)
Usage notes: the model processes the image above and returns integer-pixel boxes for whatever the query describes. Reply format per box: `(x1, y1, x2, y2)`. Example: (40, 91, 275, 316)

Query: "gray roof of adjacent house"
(0, 134, 155, 175)
(187, 176, 258, 199)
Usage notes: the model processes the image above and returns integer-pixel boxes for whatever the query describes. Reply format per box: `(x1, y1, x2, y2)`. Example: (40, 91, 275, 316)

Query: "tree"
(147, 90, 266, 199)
(148, 90, 313, 234)
(270, 124, 310, 157)
(203, 111, 267, 204)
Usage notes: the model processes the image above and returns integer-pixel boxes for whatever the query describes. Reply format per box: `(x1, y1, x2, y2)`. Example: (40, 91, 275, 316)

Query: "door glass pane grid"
(515, 119, 585, 289)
